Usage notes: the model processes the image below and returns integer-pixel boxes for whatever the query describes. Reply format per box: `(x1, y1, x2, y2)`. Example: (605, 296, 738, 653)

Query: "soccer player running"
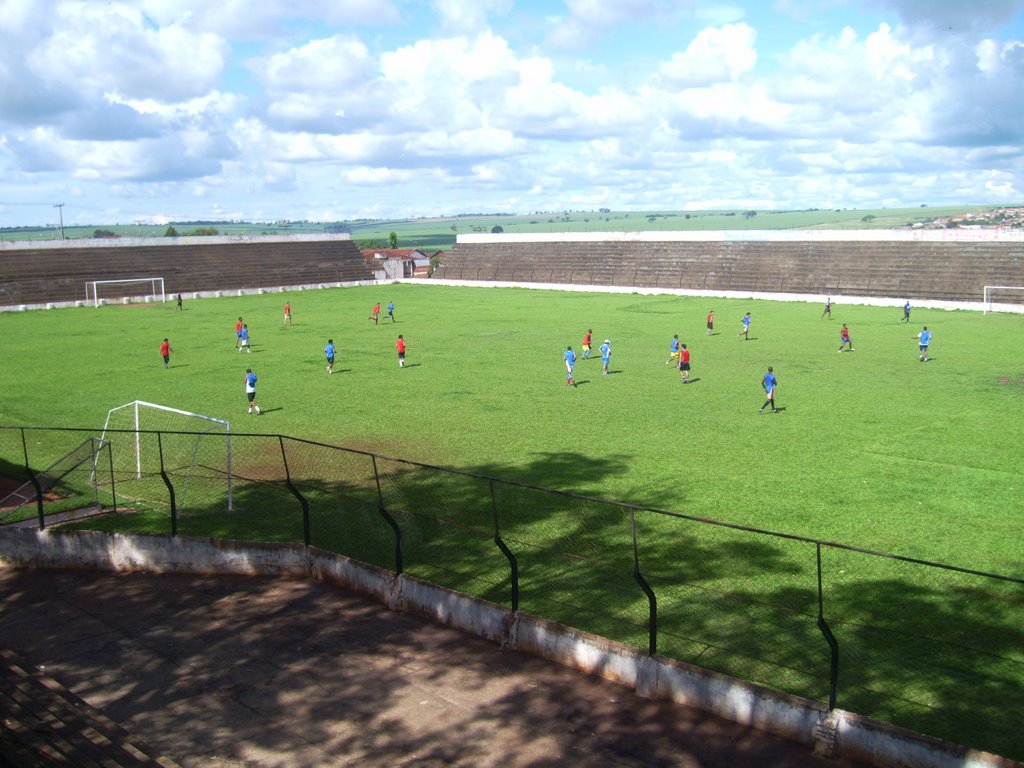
(564, 345, 576, 386)
(160, 338, 173, 368)
(739, 312, 751, 340)
(238, 323, 251, 352)
(821, 298, 832, 319)
(759, 366, 779, 414)
(396, 334, 406, 367)
(235, 317, 243, 348)
(902, 300, 911, 323)
(386, 301, 396, 322)
(838, 323, 853, 352)
(245, 369, 261, 415)
(582, 329, 592, 359)
(600, 339, 611, 375)
(916, 326, 932, 362)
(678, 343, 691, 383)
(369, 303, 381, 325)
(667, 334, 680, 364)
(706, 310, 714, 335)
(324, 338, 336, 374)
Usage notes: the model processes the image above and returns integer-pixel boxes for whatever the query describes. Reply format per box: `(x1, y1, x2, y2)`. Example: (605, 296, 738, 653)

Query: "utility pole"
(53, 203, 65, 240)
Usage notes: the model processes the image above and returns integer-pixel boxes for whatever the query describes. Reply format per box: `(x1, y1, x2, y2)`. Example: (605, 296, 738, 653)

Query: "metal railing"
(1, 425, 1022, 760)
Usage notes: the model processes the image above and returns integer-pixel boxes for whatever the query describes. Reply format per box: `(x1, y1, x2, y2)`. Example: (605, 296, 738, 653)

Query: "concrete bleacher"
(0, 234, 374, 308)
(1, 647, 178, 766)
(435, 232, 1024, 303)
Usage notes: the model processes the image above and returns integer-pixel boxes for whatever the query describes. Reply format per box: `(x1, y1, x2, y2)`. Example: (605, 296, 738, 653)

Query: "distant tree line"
(164, 226, 219, 237)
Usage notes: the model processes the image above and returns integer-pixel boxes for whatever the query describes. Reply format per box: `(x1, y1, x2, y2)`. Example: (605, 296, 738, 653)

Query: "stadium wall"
(0, 234, 374, 310)
(435, 230, 1024, 304)
(414, 277, 1024, 314)
(1, 527, 1016, 768)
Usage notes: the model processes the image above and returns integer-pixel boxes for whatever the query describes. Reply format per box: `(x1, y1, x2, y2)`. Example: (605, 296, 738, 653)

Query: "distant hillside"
(2, 204, 1021, 250)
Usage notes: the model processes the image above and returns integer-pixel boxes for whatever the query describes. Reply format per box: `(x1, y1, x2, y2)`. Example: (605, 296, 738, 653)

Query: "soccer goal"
(982, 285, 1024, 314)
(99, 401, 233, 512)
(86, 277, 165, 307)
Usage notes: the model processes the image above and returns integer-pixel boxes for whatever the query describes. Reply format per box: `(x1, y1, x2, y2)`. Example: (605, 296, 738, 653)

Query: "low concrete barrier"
(0, 279, 390, 313)
(416, 278, 1024, 314)
(0, 527, 1017, 768)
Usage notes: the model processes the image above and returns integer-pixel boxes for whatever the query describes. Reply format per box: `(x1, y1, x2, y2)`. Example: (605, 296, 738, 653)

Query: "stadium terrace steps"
(0, 238, 374, 307)
(435, 239, 1024, 302)
(0, 647, 179, 767)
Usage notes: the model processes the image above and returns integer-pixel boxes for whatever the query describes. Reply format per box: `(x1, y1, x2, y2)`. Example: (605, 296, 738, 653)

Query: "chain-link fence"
(2, 425, 1022, 760)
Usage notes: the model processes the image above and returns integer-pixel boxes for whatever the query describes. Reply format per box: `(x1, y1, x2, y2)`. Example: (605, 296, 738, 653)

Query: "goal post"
(86, 277, 166, 307)
(982, 285, 1024, 314)
(100, 401, 233, 512)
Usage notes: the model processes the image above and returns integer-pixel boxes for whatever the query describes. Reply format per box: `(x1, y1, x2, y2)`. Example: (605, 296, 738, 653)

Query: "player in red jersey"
(838, 323, 853, 352)
(678, 344, 691, 383)
(159, 338, 173, 368)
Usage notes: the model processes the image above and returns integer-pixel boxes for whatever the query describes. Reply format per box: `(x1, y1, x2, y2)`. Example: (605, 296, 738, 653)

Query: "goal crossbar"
(86, 277, 165, 307)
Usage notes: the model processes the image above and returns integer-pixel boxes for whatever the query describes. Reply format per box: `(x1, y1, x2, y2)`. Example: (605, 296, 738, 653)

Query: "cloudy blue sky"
(1, 0, 1022, 227)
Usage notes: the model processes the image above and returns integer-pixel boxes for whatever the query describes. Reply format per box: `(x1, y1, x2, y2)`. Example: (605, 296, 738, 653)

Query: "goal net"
(86, 277, 166, 307)
(99, 401, 233, 513)
(982, 285, 1024, 314)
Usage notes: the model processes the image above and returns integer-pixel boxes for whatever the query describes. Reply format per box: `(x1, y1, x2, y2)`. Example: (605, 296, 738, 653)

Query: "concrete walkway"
(0, 567, 865, 767)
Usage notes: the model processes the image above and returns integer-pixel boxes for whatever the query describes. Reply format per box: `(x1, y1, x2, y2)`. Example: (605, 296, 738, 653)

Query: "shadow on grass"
(35, 435, 1024, 761)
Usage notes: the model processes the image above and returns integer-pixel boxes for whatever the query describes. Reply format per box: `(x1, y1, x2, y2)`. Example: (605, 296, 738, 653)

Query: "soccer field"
(3, 281, 1024, 757)
(1, 282, 1021, 573)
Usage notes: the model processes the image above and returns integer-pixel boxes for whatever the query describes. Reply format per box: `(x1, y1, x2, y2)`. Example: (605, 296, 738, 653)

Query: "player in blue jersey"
(386, 301, 396, 322)
(666, 335, 680, 364)
(759, 366, 779, 414)
(238, 323, 251, 353)
(324, 339, 336, 374)
(739, 312, 751, 340)
(564, 346, 576, 386)
(916, 326, 931, 362)
(902, 300, 911, 323)
(244, 369, 261, 414)
(600, 339, 611, 375)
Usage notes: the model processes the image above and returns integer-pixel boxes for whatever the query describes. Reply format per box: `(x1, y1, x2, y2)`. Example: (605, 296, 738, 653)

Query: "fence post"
(105, 438, 118, 513)
(490, 479, 519, 611)
(631, 509, 657, 656)
(21, 428, 45, 531)
(816, 543, 840, 710)
(278, 437, 310, 546)
(156, 432, 177, 537)
(371, 454, 403, 574)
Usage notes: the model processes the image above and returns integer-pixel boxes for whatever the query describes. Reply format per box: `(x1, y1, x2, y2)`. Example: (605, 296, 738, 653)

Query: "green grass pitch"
(2, 283, 1024, 758)
(1, 283, 1021, 574)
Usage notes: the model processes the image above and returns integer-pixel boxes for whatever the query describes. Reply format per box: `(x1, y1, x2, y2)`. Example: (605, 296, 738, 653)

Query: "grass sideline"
(2, 283, 1023, 758)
